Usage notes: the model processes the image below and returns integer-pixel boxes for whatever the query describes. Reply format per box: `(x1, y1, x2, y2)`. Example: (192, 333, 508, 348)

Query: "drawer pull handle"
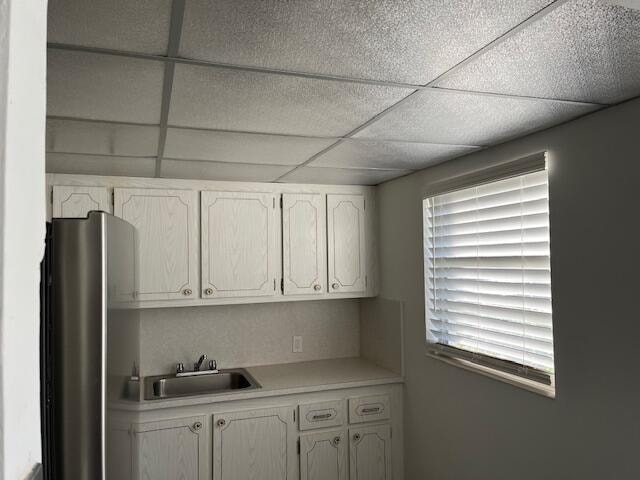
(353, 433, 361, 442)
(312, 413, 332, 421)
(204, 288, 214, 296)
(192, 421, 202, 431)
(182, 288, 192, 296)
(361, 406, 381, 414)
(217, 419, 226, 427)
(333, 436, 341, 446)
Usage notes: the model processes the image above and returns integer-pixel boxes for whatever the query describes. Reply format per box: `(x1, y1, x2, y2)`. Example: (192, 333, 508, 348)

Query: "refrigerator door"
(47, 211, 137, 480)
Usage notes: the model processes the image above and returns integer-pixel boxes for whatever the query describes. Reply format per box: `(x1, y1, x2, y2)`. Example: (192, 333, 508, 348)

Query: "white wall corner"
(0, 0, 48, 479)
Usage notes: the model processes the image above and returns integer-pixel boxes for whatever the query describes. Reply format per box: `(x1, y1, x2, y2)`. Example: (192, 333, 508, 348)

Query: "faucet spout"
(194, 354, 207, 371)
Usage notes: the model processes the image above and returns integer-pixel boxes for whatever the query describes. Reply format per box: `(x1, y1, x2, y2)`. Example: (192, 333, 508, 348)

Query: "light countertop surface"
(112, 357, 403, 411)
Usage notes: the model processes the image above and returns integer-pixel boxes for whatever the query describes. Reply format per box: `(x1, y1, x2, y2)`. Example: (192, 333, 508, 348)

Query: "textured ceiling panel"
(161, 159, 291, 182)
(311, 139, 479, 170)
(179, 0, 552, 85)
(47, 50, 164, 123)
(436, 0, 640, 104)
(164, 128, 335, 166)
(47, 119, 159, 157)
(168, 64, 411, 136)
(47, 153, 157, 177)
(281, 166, 411, 186)
(48, 0, 172, 54)
(354, 89, 601, 146)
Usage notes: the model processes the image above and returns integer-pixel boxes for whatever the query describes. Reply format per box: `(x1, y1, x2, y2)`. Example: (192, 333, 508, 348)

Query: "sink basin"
(144, 368, 260, 400)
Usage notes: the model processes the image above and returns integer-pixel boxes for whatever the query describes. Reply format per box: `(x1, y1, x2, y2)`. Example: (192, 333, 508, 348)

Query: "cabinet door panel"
(283, 193, 326, 296)
(114, 188, 198, 301)
(327, 194, 366, 293)
(52, 185, 111, 217)
(213, 406, 295, 480)
(201, 191, 278, 298)
(300, 430, 348, 480)
(132, 416, 206, 480)
(349, 425, 392, 480)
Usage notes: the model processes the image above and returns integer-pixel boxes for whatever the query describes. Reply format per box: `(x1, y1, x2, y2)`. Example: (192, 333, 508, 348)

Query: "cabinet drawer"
(298, 400, 345, 431)
(348, 395, 390, 424)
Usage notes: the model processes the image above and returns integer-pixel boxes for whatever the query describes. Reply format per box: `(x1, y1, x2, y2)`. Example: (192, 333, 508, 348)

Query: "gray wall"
(139, 299, 360, 376)
(377, 97, 640, 480)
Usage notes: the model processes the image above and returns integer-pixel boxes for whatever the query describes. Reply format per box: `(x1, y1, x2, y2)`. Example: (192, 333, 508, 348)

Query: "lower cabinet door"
(300, 429, 348, 480)
(213, 406, 296, 480)
(132, 415, 206, 480)
(348, 424, 392, 480)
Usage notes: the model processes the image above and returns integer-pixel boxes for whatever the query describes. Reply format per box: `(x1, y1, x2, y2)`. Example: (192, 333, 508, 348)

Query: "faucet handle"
(176, 363, 184, 374)
(209, 359, 218, 371)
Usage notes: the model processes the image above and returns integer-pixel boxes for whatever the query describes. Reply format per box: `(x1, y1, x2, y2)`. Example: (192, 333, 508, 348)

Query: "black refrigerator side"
(40, 222, 54, 480)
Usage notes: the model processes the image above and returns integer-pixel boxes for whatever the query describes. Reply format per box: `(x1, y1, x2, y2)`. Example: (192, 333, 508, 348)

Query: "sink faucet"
(194, 354, 207, 371)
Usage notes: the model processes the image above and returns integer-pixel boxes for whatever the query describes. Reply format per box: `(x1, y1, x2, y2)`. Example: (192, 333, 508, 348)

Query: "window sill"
(425, 349, 556, 399)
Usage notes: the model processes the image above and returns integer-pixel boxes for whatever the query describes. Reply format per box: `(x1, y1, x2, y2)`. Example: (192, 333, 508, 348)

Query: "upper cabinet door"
(327, 194, 366, 294)
(114, 188, 198, 301)
(282, 193, 326, 296)
(52, 185, 111, 218)
(201, 191, 278, 299)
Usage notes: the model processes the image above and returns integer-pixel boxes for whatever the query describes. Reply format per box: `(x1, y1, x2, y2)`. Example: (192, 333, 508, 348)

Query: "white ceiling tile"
(436, 0, 640, 104)
(164, 128, 335, 166)
(46, 119, 159, 157)
(47, 153, 156, 177)
(281, 166, 411, 186)
(179, 0, 552, 85)
(161, 159, 291, 182)
(311, 139, 479, 170)
(47, 50, 164, 123)
(48, 0, 172, 55)
(168, 64, 412, 136)
(354, 89, 601, 146)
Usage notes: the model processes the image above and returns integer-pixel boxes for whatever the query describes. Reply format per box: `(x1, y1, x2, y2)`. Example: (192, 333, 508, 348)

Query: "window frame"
(421, 152, 556, 398)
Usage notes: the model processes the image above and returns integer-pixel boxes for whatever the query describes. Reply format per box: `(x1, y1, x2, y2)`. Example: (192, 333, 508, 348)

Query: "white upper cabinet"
(282, 193, 327, 296)
(201, 191, 278, 299)
(52, 185, 111, 217)
(327, 194, 366, 294)
(114, 188, 198, 301)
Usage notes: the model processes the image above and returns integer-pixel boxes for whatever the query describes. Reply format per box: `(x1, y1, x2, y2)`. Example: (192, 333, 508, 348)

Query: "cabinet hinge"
(50, 190, 54, 204)
(280, 196, 283, 208)
(280, 278, 284, 293)
(365, 275, 368, 288)
(297, 439, 300, 455)
(390, 427, 392, 438)
(364, 199, 366, 210)
(274, 279, 276, 291)
(293, 409, 296, 423)
(111, 191, 115, 206)
(273, 197, 275, 209)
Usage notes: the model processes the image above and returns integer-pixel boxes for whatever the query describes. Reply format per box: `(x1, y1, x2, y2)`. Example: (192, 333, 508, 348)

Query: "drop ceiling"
(46, 0, 640, 185)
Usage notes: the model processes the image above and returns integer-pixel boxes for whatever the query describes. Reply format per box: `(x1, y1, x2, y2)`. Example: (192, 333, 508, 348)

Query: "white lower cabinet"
(131, 415, 207, 480)
(300, 429, 349, 480)
(348, 424, 392, 480)
(212, 406, 297, 480)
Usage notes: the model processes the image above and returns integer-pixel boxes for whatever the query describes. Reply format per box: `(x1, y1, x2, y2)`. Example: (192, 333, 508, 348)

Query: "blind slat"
(424, 168, 555, 381)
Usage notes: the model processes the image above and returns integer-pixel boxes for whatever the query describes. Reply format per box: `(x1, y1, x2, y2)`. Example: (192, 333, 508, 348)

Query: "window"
(423, 166, 555, 393)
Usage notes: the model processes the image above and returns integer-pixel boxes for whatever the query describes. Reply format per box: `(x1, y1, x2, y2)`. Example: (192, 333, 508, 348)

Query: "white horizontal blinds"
(424, 169, 554, 382)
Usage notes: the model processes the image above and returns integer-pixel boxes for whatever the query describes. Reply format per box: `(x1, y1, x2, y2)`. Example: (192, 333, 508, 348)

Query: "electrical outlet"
(293, 335, 303, 353)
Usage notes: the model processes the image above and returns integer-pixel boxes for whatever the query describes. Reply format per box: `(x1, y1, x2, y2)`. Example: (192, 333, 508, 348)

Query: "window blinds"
(423, 169, 554, 384)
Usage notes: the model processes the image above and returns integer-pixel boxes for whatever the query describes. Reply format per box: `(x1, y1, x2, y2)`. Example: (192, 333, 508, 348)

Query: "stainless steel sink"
(144, 368, 260, 400)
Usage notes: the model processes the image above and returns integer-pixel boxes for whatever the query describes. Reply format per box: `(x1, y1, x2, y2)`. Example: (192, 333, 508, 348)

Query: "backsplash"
(139, 299, 360, 376)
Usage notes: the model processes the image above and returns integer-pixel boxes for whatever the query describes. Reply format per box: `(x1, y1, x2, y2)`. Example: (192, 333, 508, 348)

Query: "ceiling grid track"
(274, 0, 577, 182)
(154, 0, 186, 178)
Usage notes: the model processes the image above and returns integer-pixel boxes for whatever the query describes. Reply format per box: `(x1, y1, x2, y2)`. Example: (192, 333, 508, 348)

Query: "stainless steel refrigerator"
(41, 211, 140, 480)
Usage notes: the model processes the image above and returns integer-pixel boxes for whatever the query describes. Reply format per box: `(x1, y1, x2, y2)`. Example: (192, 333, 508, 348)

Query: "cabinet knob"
(331, 283, 339, 290)
(192, 421, 202, 431)
(204, 288, 214, 296)
(333, 436, 341, 446)
(217, 419, 226, 427)
(313, 284, 321, 291)
(353, 433, 361, 442)
(183, 288, 192, 296)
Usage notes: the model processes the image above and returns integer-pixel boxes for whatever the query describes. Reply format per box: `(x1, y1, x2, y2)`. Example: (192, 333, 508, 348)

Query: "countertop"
(111, 357, 403, 411)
